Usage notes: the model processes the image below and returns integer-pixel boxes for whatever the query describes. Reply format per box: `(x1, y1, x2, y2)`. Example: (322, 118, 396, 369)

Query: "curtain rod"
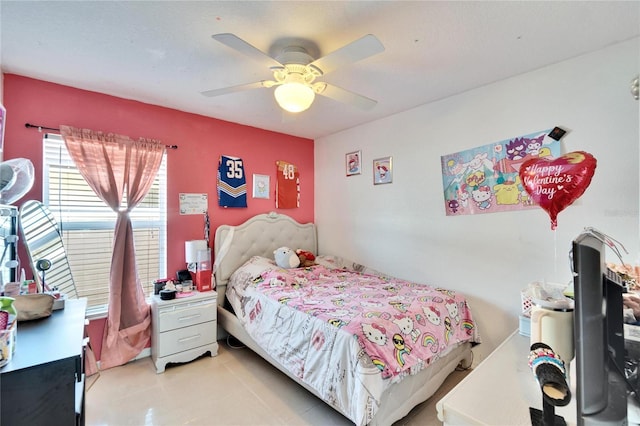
(24, 123, 178, 150)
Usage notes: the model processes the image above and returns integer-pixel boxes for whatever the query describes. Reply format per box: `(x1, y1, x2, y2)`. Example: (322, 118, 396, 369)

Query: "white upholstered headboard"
(213, 212, 317, 291)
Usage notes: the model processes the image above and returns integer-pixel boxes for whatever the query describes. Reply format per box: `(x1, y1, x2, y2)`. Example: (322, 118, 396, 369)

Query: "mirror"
(19, 200, 77, 298)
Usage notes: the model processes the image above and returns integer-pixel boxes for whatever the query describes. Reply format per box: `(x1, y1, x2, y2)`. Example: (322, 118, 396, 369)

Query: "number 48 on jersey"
(276, 160, 299, 209)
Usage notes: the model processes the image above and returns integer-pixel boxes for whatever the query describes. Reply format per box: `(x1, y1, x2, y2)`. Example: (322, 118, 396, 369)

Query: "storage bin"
(518, 315, 530, 337)
(0, 320, 16, 367)
(520, 290, 533, 315)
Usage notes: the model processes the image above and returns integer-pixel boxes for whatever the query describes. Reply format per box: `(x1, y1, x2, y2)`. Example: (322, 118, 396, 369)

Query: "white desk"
(436, 331, 577, 425)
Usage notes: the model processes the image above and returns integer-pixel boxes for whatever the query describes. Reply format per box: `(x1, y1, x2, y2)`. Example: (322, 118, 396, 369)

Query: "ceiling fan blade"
(212, 33, 283, 69)
(200, 81, 268, 97)
(309, 34, 384, 75)
(315, 83, 377, 110)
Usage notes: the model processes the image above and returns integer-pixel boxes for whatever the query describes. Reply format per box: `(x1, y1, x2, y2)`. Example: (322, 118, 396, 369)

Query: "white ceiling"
(1, 1, 639, 140)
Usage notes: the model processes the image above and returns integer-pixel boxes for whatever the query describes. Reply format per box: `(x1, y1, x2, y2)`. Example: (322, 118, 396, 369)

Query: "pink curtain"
(60, 125, 164, 370)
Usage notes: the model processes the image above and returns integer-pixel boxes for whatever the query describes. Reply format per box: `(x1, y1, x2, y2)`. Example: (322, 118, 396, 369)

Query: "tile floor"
(85, 339, 470, 426)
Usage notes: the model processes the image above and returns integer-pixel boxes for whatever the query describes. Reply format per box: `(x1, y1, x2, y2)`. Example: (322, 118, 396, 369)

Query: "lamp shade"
(274, 79, 315, 113)
(185, 240, 207, 264)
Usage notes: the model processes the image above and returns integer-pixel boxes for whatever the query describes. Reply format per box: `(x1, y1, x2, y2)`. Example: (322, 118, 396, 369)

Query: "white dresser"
(150, 291, 219, 373)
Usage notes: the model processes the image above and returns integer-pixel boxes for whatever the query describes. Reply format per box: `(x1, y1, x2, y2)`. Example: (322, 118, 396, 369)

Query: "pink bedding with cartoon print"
(225, 256, 480, 425)
(258, 264, 478, 379)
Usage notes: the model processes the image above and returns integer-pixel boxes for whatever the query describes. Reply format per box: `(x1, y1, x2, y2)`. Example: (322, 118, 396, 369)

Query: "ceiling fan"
(201, 33, 384, 113)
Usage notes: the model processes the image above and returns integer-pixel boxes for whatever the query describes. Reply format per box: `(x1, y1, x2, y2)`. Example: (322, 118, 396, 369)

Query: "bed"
(213, 212, 480, 425)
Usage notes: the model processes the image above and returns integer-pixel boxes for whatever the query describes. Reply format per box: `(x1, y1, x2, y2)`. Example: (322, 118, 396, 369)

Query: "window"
(42, 134, 167, 311)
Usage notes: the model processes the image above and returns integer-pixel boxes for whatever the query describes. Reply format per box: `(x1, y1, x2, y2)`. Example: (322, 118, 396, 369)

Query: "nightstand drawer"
(157, 321, 217, 357)
(157, 299, 217, 332)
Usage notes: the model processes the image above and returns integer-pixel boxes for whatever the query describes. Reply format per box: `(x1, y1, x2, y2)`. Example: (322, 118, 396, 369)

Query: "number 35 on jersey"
(218, 155, 247, 208)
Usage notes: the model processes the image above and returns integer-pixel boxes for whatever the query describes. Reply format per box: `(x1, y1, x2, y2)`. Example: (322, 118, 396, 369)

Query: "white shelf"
(436, 331, 577, 426)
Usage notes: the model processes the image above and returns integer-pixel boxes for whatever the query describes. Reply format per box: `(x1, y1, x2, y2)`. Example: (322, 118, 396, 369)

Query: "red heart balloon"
(519, 151, 597, 230)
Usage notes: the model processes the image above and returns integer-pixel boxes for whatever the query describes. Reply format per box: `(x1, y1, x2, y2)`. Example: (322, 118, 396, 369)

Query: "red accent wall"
(2, 74, 314, 359)
(3, 74, 314, 270)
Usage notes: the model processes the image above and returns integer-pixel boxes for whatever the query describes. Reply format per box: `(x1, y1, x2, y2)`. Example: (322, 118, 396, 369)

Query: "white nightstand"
(150, 291, 219, 373)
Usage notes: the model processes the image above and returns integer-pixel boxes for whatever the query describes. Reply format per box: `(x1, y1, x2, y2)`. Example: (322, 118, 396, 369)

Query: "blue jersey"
(217, 155, 247, 208)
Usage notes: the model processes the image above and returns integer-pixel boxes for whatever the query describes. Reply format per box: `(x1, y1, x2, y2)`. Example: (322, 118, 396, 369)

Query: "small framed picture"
(345, 150, 362, 176)
(373, 156, 393, 185)
(252, 174, 270, 199)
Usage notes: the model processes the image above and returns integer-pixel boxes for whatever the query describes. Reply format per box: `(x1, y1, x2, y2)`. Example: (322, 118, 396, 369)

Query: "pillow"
(235, 256, 277, 278)
(315, 255, 390, 278)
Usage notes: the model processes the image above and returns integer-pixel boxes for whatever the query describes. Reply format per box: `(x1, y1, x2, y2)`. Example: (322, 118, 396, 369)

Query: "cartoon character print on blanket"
(255, 265, 479, 380)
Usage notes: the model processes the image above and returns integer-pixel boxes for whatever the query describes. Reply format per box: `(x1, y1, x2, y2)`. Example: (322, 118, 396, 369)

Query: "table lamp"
(184, 240, 212, 292)
(185, 240, 206, 273)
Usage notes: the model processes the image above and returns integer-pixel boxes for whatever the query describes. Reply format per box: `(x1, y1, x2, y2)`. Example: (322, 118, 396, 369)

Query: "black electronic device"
(176, 269, 191, 283)
(153, 279, 168, 295)
(572, 230, 627, 425)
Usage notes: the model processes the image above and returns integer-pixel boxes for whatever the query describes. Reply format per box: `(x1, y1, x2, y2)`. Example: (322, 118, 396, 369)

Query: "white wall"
(315, 38, 640, 363)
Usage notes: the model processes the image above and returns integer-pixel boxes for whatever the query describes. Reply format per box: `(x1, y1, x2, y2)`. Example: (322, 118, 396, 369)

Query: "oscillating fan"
(0, 158, 35, 205)
(201, 33, 384, 113)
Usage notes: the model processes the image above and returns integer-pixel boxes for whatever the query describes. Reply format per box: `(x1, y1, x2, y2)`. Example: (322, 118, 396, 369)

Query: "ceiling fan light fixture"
(206, 33, 384, 111)
(274, 78, 315, 113)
